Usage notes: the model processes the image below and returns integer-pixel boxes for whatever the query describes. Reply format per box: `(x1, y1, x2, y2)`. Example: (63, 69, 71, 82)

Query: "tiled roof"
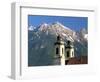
(66, 56, 87, 65)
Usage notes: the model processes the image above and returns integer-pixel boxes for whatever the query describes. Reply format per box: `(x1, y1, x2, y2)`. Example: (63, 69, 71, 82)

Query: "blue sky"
(28, 15, 88, 31)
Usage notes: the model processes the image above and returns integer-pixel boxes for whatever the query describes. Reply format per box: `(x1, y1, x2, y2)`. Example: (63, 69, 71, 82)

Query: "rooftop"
(65, 56, 88, 65)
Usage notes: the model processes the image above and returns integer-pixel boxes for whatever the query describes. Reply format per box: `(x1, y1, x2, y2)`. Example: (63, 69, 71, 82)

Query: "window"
(67, 51, 70, 57)
(62, 48, 63, 54)
(72, 52, 74, 57)
(56, 47, 59, 54)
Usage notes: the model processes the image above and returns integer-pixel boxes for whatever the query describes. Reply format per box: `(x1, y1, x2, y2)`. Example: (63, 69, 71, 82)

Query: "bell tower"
(54, 35, 65, 65)
(65, 40, 74, 60)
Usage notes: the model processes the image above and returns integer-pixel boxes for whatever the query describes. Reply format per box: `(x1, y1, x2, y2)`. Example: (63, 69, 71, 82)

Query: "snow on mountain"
(38, 23, 50, 31)
(79, 28, 88, 41)
(84, 34, 88, 40)
(28, 25, 36, 31)
(34, 22, 81, 42)
(54, 21, 73, 33)
(28, 22, 87, 42)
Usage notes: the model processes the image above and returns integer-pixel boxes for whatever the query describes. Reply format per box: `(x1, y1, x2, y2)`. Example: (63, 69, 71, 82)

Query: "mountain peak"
(53, 21, 61, 25)
(28, 25, 36, 31)
(41, 23, 48, 26)
(38, 23, 50, 31)
(37, 22, 75, 37)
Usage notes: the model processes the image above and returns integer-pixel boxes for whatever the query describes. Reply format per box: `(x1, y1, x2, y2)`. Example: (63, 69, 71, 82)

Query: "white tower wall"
(55, 42, 65, 65)
(66, 48, 74, 60)
(59, 44, 65, 65)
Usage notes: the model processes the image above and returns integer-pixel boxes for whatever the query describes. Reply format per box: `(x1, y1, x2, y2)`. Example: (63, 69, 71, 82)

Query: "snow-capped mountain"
(28, 22, 88, 66)
(38, 22, 74, 34)
(35, 22, 78, 42)
(28, 22, 88, 42)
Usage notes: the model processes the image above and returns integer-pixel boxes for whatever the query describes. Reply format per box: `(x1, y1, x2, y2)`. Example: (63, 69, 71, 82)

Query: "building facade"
(54, 35, 74, 65)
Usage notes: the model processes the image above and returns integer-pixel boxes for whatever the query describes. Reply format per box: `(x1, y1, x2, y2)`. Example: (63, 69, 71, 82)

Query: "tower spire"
(65, 40, 74, 61)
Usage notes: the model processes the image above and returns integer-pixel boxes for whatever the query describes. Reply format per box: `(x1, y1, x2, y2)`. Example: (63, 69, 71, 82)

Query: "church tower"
(65, 40, 74, 60)
(54, 35, 65, 65)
